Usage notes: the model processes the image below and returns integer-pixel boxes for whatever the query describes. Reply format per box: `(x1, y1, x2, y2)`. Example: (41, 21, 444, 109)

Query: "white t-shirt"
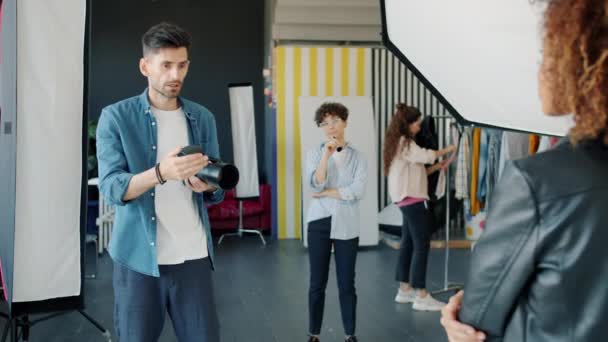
(332, 147, 348, 170)
(318, 147, 349, 215)
(151, 106, 208, 265)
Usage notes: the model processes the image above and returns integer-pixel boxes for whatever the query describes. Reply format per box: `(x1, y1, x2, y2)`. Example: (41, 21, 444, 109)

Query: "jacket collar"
(137, 88, 199, 120)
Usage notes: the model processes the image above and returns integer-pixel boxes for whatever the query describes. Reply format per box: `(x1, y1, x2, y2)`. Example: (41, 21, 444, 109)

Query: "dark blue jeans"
(113, 258, 219, 342)
(308, 217, 359, 336)
(395, 202, 432, 289)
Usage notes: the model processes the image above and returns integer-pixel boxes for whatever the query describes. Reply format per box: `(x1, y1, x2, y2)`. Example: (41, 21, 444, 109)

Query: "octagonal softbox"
(380, 0, 572, 136)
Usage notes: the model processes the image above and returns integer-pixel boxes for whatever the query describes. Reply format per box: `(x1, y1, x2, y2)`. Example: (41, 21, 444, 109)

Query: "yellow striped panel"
(310, 48, 318, 96)
(356, 48, 365, 96)
(293, 48, 303, 239)
(341, 48, 349, 96)
(275, 46, 374, 239)
(277, 47, 287, 239)
(325, 48, 334, 96)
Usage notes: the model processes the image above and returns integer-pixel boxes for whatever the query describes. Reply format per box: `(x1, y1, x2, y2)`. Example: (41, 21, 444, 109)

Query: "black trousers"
(395, 202, 432, 289)
(308, 217, 359, 336)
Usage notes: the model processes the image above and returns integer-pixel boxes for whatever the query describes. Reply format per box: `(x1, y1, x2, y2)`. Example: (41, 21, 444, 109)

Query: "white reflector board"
(299, 96, 379, 247)
(229, 83, 260, 198)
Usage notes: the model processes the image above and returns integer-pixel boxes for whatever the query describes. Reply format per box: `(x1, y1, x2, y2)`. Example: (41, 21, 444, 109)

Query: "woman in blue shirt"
(305, 102, 367, 342)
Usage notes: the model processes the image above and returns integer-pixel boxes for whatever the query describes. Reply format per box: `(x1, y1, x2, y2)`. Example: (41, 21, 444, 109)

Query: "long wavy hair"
(543, 0, 608, 144)
(383, 104, 422, 176)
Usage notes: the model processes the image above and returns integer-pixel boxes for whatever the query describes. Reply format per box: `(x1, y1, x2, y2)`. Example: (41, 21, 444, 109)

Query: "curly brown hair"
(314, 102, 349, 126)
(383, 104, 422, 176)
(543, 0, 608, 144)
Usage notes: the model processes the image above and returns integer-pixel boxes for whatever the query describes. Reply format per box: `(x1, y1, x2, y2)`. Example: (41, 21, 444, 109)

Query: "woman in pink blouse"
(383, 104, 456, 311)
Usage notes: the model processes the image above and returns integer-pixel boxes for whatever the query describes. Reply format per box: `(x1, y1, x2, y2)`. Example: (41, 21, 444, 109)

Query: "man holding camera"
(96, 22, 223, 342)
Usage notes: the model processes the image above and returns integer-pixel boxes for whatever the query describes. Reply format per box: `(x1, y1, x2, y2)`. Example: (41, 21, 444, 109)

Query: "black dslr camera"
(178, 145, 239, 190)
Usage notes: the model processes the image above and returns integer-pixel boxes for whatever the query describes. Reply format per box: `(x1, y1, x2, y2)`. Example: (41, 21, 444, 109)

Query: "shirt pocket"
(200, 141, 212, 157)
(192, 129, 210, 155)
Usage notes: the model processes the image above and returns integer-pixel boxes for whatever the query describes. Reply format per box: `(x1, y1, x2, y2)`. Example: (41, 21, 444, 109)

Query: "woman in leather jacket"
(441, 1, 608, 341)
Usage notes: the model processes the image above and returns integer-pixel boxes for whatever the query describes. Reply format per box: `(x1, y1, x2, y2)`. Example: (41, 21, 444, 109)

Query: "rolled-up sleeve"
(96, 110, 133, 206)
(306, 147, 326, 192)
(403, 141, 437, 164)
(204, 187, 224, 205)
(338, 153, 367, 203)
(202, 114, 225, 205)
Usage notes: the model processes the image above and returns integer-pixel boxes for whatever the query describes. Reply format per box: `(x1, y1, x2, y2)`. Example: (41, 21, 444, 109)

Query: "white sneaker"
(394, 288, 415, 303)
(412, 294, 446, 311)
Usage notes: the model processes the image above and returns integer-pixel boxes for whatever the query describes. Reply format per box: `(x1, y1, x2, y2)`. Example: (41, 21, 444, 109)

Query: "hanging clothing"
(485, 129, 503, 204)
(415, 116, 440, 201)
(537, 135, 552, 153)
(529, 134, 541, 155)
(455, 128, 471, 200)
(470, 128, 482, 215)
(550, 136, 561, 147)
(466, 129, 474, 196)
(415, 116, 439, 150)
(498, 132, 530, 179)
(476, 129, 490, 201)
(435, 169, 446, 199)
(435, 123, 460, 200)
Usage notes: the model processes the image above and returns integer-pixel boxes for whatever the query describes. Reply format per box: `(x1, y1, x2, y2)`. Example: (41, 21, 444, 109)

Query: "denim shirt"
(96, 89, 224, 277)
(305, 143, 368, 240)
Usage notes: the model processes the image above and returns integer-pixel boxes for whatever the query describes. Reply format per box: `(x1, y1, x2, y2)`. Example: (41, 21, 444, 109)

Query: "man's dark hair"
(142, 22, 191, 56)
(314, 102, 349, 126)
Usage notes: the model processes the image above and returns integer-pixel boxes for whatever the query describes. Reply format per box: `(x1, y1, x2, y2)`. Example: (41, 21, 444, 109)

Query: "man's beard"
(152, 83, 181, 99)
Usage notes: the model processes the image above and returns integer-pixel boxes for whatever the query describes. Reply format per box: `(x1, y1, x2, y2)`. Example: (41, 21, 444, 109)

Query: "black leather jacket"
(415, 116, 440, 200)
(459, 138, 608, 341)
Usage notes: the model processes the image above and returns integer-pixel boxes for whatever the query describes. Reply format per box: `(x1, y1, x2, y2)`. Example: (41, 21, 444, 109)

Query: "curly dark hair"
(543, 0, 608, 144)
(383, 104, 422, 176)
(314, 102, 349, 126)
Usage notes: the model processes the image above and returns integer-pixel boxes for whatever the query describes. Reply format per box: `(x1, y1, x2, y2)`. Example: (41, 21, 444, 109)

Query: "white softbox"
(0, 0, 86, 310)
(229, 83, 260, 198)
(381, 0, 572, 136)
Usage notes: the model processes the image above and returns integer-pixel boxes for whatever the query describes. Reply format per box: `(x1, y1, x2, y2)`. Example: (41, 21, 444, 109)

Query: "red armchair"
(206, 184, 271, 234)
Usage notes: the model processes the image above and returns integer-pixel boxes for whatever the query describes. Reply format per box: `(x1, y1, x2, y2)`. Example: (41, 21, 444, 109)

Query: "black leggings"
(395, 202, 432, 289)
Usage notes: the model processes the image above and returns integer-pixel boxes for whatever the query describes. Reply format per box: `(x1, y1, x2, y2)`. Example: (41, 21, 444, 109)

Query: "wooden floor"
(4, 237, 471, 342)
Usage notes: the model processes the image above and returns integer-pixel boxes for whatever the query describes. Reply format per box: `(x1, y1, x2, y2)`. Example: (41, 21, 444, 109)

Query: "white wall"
(273, 0, 381, 42)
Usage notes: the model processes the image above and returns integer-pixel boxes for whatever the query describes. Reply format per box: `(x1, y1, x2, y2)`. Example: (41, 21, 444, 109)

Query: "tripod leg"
(13, 316, 29, 342)
(1, 319, 9, 342)
(431, 284, 463, 296)
(257, 231, 266, 245)
(78, 311, 112, 341)
(10, 320, 16, 342)
(21, 323, 28, 342)
(252, 230, 266, 245)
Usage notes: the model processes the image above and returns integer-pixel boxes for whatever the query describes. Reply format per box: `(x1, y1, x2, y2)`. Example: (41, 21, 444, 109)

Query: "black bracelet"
(155, 163, 166, 185)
